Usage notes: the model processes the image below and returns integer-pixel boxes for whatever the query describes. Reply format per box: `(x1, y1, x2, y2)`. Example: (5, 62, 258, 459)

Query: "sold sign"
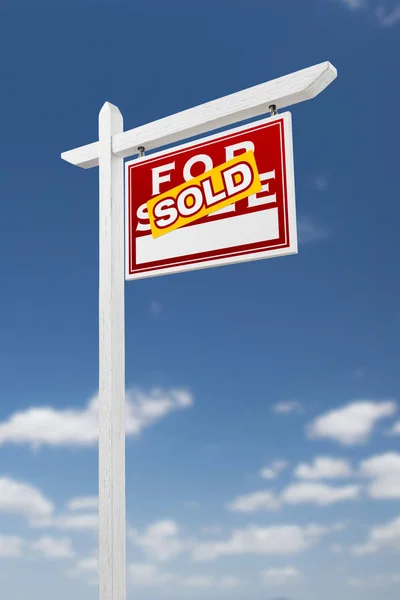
(147, 151, 262, 238)
(126, 113, 297, 280)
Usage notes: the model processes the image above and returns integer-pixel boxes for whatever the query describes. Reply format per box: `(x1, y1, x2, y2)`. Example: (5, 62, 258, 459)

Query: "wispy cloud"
(0, 387, 193, 448)
(294, 456, 354, 480)
(338, 0, 400, 26)
(192, 523, 339, 560)
(351, 514, 400, 555)
(261, 566, 300, 585)
(149, 300, 162, 315)
(129, 520, 189, 562)
(340, 0, 365, 9)
(129, 564, 243, 589)
(314, 174, 328, 191)
(297, 217, 329, 244)
(271, 401, 302, 415)
(348, 573, 400, 587)
(227, 490, 281, 513)
(67, 554, 98, 586)
(31, 512, 98, 532)
(260, 460, 288, 480)
(31, 536, 74, 559)
(389, 419, 400, 435)
(0, 535, 25, 557)
(66, 496, 98, 511)
(0, 477, 54, 519)
(0, 533, 74, 560)
(70, 551, 244, 590)
(282, 481, 361, 505)
(376, 4, 400, 25)
(228, 480, 359, 512)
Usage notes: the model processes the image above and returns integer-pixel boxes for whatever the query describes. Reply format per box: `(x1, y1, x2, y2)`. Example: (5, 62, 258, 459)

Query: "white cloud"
(184, 575, 242, 589)
(0, 477, 53, 519)
(297, 217, 328, 244)
(67, 554, 98, 587)
(128, 563, 242, 590)
(307, 400, 397, 446)
(184, 575, 215, 588)
(130, 520, 187, 562)
(227, 491, 281, 513)
(294, 456, 353, 480)
(0, 535, 25, 557)
(31, 536, 74, 558)
(349, 573, 400, 587)
(348, 576, 366, 587)
(66, 496, 98, 511)
(389, 420, 400, 435)
(228, 477, 359, 513)
(359, 452, 400, 498)
(261, 566, 300, 585)
(271, 401, 302, 415)
(219, 576, 243, 589)
(260, 460, 288, 480)
(331, 543, 344, 553)
(259, 469, 276, 480)
(74, 556, 98, 573)
(0, 387, 193, 448)
(200, 526, 223, 536)
(376, 5, 400, 26)
(282, 482, 361, 505)
(129, 562, 175, 586)
(32, 513, 98, 531)
(192, 523, 335, 561)
(351, 515, 400, 555)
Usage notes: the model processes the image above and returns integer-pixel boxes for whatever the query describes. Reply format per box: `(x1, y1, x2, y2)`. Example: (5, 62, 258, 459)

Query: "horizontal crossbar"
(61, 61, 337, 169)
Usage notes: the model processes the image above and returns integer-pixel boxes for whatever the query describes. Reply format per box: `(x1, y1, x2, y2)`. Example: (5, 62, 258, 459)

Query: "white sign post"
(61, 61, 337, 600)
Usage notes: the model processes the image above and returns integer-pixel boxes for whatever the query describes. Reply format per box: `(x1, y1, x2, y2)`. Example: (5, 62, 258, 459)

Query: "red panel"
(127, 117, 289, 276)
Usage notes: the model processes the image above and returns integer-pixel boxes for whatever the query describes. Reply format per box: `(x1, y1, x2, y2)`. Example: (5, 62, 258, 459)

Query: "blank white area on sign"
(136, 208, 279, 265)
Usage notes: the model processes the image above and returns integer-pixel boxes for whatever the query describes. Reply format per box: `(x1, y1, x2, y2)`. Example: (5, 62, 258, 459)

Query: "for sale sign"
(125, 112, 297, 280)
(147, 150, 263, 238)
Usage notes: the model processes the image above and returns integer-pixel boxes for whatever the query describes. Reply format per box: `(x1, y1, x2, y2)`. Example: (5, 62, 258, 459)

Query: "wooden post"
(98, 102, 126, 600)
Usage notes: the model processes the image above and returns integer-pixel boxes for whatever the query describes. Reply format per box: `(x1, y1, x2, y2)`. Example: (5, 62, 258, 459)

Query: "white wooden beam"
(98, 102, 126, 600)
(61, 61, 336, 169)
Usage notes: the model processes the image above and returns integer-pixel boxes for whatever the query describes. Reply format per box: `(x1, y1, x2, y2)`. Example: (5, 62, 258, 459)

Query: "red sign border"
(125, 112, 297, 280)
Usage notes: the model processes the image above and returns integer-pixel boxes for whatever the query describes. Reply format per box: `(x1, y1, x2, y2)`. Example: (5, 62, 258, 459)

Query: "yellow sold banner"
(147, 150, 262, 238)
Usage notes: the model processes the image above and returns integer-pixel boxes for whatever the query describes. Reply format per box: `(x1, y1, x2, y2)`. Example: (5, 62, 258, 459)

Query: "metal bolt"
(269, 104, 278, 116)
(138, 146, 145, 157)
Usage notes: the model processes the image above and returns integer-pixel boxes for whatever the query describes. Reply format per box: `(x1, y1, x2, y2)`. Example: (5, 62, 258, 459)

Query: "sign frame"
(125, 112, 297, 281)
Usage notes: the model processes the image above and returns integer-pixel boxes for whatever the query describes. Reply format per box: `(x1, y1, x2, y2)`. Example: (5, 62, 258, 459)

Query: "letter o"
(183, 154, 213, 181)
(177, 186, 203, 217)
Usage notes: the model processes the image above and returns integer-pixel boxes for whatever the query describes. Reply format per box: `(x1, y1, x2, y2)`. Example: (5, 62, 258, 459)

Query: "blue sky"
(0, 0, 400, 598)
